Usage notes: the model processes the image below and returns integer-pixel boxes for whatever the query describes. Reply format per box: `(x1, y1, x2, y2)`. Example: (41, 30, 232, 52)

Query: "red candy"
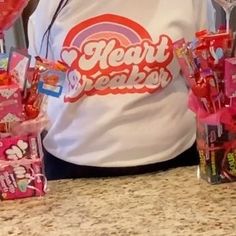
(25, 105, 40, 120)
(0, 70, 10, 85)
(192, 80, 209, 98)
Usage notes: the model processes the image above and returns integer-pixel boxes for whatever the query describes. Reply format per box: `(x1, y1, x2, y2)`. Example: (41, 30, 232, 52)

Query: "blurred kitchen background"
(5, 0, 39, 51)
(3, 0, 236, 51)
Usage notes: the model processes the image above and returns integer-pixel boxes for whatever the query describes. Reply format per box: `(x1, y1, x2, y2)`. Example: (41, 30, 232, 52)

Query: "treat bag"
(0, 134, 47, 200)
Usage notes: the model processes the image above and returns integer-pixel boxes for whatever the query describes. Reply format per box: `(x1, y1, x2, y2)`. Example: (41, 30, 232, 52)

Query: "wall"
(5, 18, 26, 52)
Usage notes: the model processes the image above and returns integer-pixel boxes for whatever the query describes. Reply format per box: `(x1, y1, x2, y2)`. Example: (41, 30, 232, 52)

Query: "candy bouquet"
(0, 51, 67, 200)
(0, 1, 68, 200)
(173, 0, 236, 184)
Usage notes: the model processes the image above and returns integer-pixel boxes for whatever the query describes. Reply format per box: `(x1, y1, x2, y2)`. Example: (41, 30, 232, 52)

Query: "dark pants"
(43, 144, 199, 180)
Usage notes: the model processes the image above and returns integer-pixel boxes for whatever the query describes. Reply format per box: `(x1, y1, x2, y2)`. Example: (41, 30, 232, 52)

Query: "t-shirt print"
(60, 14, 174, 103)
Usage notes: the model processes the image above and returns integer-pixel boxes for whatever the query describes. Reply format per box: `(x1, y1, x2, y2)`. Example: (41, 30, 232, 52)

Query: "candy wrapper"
(0, 83, 23, 123)
(0, 53, 8, 70)
(0, 134, 46, 200)
(173, 26, 236, 184)
(196, 120, 236, 184)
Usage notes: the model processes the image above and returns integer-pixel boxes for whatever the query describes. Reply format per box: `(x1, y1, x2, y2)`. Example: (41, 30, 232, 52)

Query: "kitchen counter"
(0, 166, 236, 236)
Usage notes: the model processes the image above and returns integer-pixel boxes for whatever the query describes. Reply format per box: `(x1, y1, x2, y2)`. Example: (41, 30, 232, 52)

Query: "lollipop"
(0, 0, 29, 53)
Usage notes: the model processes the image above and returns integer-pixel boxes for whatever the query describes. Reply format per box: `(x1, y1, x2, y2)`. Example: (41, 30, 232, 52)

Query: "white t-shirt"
(28, 0, 213, 167)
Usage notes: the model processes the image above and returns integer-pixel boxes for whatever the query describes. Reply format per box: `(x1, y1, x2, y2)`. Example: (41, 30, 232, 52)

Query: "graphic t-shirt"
(28, 0, 211, 167)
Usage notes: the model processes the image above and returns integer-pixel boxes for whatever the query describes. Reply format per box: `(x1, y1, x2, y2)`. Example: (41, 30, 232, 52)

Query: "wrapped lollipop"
(173, 38, 199, 88)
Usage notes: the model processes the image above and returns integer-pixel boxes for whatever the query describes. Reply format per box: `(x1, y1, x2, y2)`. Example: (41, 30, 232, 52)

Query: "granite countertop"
(1, 166, 236, 236)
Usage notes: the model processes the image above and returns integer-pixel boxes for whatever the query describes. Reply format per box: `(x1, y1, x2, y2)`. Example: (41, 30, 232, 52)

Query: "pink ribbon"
(188, 91, 236, 126)
(10, 114, 49, 136)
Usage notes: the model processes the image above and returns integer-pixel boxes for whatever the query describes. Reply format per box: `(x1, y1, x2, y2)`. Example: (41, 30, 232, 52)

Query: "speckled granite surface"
(0, 166, 236, 236)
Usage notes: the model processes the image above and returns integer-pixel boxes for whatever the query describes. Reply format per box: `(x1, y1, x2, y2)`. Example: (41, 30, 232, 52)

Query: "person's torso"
(29, 0, 206, 167)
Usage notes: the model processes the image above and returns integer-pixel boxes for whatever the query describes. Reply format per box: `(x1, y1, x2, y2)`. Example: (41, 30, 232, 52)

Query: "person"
(28, 0, 215, 180)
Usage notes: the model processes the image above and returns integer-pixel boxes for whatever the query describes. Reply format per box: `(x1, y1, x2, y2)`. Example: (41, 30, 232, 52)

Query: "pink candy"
(0, 84, 23, 123)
